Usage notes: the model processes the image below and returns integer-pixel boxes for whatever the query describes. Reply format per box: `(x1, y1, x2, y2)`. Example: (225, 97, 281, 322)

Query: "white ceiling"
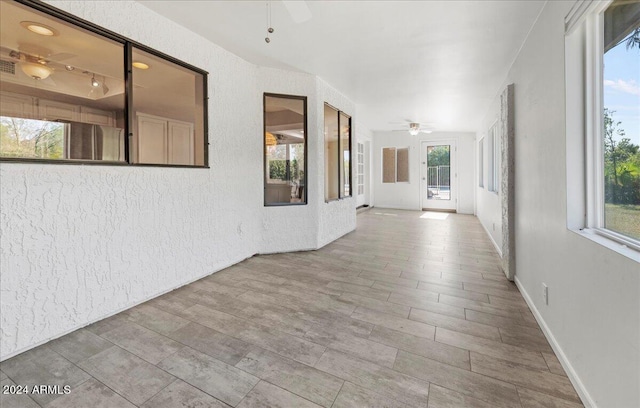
(139, 0, 546, 132)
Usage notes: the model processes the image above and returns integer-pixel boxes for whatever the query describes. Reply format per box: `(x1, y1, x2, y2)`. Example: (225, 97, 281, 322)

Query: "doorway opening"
(421, 141, 457, 211)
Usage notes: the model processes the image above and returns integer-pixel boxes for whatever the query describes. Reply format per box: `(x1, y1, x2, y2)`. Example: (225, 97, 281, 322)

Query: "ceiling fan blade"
(41, 76, 57, 87)
(47, 52, 76, 62)
(420, 129, 433, 134)
(282, 1, 312, 23)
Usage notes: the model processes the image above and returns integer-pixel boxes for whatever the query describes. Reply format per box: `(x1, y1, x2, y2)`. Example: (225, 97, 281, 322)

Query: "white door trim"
(420, 140, 458, 211)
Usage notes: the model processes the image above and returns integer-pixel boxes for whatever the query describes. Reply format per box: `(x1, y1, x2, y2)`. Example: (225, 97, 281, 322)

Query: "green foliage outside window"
(604, 109, 640, 205)
(269, 159, 302, 181)
(427, 145, 450, 167)
(1, 117, 64, 159)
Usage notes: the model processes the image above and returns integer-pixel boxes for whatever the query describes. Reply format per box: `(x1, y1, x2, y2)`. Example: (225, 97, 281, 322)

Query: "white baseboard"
(514, 276, 596, 408)
(372, 204, 418, 211)
(479, 219, 503, 257)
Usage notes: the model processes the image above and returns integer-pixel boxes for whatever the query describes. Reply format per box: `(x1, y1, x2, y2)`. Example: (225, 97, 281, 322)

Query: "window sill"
(571, 228, 640, 263)
(0, 158, 210, 169)
(264, 202, 307, 207)
(325, 196, 353, 204)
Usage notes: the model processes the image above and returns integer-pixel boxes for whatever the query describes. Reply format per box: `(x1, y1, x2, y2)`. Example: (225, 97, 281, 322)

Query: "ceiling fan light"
(409, 129, 420, 136)
(20, 62, 51, 80)
(265, 132, 277, 146)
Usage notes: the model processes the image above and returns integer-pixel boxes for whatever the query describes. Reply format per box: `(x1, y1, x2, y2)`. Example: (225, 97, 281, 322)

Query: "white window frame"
(565, 0, 640, 258)
(357, 142, 365, 195)
(487, 122, 500, 193)
(381, 146, 410, 184)
(478, 138, 484, 188)
(493, 126, 500, 193)
(396, 147, 410, 183)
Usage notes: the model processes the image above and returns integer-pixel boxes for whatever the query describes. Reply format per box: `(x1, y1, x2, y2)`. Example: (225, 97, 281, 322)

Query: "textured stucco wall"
(0, 1, 356, 359)
(258, 67, 320, 253)
(316, 78, 357, 248)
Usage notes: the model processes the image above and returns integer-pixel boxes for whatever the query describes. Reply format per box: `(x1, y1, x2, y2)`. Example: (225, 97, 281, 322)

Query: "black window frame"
(263, 92, 308, 207)
(0, 0, 209, 168)
(324, 102, 352, 201)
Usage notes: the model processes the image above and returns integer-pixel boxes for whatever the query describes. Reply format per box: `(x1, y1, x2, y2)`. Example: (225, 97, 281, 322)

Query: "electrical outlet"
(542, 283, 548, 305)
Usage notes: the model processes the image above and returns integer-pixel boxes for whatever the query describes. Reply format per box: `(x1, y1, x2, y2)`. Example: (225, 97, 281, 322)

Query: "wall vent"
(0, 60, 16, 75)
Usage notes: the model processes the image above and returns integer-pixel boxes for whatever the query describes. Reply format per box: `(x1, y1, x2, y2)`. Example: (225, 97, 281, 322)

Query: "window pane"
(264, 94, 306, 205)
(493, 127, 500, 193)
(396, 147, 409, 182)
(324, 104, 339, 200)
(339, 112, 351, 197)
(382, 147, 396, 183)
(0, 1, 125, 161)
(487, 124, 500, 193)
(602, 1, 640, 241)
(357, 142, 365, 195)
(478, 139, 484, 188)
(132, 47, 205, 165)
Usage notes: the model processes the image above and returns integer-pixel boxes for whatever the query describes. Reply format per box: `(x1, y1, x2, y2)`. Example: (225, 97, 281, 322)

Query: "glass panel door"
(421, 141, 456, 211)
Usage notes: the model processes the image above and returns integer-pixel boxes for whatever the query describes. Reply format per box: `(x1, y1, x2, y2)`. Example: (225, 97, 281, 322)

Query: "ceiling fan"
(282, 1, 312, 23)
(264, 1, 312, 43)
(391, 120, 435, 135)
(2, 46, 77, 85)
(3, 49, 57, 85)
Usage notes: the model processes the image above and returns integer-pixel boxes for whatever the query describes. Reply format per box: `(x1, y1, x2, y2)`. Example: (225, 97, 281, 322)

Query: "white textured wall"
(317, 78, 357, 247)
(258, 67, 320, 253)
(476, 98, 503, 253)
(372, 131, 475, 214)
(478, 2, 640, 406)
(0, 1, 356, 359)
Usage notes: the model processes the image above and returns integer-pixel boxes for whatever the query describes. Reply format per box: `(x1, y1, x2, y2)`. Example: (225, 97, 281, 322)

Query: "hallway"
(0, 210, 582, 407)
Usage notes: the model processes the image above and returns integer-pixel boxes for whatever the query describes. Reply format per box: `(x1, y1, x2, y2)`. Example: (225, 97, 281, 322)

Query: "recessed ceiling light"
(20, 21, 58, 36)
(132, 61, 149, 70)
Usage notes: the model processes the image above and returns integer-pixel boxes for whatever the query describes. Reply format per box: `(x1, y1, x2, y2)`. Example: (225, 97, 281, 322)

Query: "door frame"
(356, 141, 365, 207)
(420, 139, 458, 212)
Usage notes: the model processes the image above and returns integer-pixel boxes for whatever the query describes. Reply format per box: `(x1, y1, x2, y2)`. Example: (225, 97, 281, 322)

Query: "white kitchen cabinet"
(168, 120, 194, 165)
(137, 113, 167, 164)
(80, 106, 115, 126)
(38, 99, 79, 122)
(0, 92, 35, 119)
(136, 113, 194, 165)
(0, 91, 116, 127)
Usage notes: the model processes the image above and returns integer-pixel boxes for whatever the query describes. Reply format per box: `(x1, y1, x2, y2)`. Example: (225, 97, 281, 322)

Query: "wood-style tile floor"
(0, 209, 584, 407)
